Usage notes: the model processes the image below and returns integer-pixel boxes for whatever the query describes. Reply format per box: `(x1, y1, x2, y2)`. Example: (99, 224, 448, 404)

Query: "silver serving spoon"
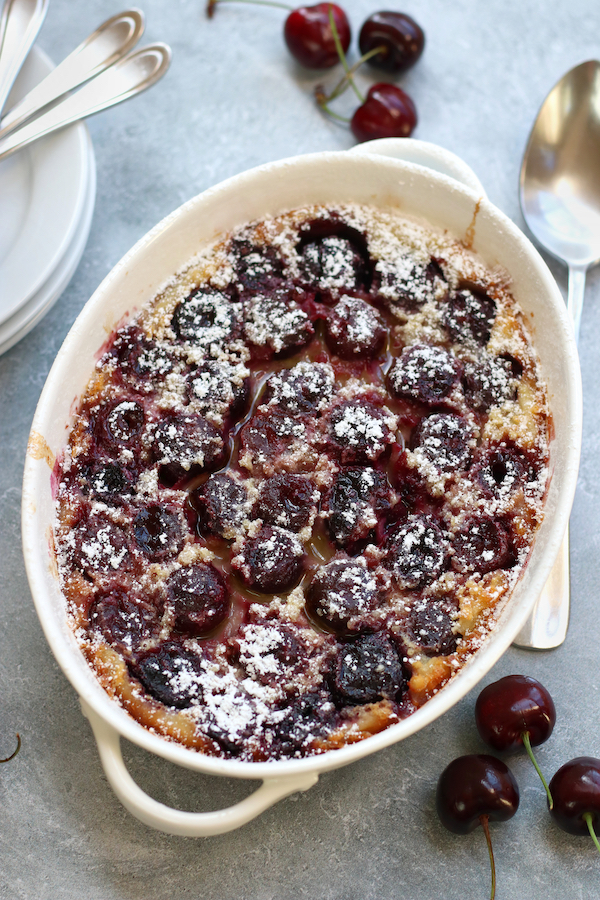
(0, 8, 145, 138)
(0, 42, 171, 161)
(0, 0, 48, 118)
(515, 59, 600, 649)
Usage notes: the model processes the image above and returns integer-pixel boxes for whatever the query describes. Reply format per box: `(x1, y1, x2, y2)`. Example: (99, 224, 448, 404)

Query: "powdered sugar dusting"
(53, 201, 551, 763)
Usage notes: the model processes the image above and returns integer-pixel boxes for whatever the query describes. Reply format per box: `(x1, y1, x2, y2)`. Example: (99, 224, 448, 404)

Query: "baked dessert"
(54, 204, 550, 761)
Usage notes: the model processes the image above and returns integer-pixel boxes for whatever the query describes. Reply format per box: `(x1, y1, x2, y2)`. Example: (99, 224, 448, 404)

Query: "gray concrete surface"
(2, 1, 600, 897)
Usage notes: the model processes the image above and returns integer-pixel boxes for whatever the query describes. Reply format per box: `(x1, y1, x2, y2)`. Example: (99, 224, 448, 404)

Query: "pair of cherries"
(207, 0, 423, 142)
(437, 675, 600, 899)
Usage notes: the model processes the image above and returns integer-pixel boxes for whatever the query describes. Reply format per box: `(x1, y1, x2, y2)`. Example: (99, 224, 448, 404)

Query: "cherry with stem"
(1, 733, 21, 763)
(436, 754, 519, 900)
(207, 0, 351, 70)
(475, 674, 556, 808)
(549, 757, 600, 854)
(358, 11, 424, 74)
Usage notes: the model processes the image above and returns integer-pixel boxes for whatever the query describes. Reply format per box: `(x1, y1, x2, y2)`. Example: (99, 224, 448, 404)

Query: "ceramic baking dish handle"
(81, 702, 319, 836)
(348, 137, 487, 197)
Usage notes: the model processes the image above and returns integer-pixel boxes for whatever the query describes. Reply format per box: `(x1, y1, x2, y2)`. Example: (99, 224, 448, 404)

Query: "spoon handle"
(0, 43, 171, 161)
(514, 525, 570, 649)
(567, 263, 587, 344)
(0, 0, 48, 118)
(0, 8, 145, 138)
(514, 264, 586, 650)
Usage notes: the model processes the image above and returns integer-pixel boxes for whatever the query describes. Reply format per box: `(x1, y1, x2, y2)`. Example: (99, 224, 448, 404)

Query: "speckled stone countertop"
(2, 1, 600, 897)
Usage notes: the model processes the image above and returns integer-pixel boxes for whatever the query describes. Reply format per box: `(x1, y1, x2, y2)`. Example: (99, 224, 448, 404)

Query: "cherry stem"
(0, 733, 21, 763)
(521, 731, 553, 809)
(321, 46, 387, 103)
(583, 813, 600, 855)
(206, 0, 292, 18)
(327, 5, 364, 103)
(479, 814, 496, 900)
(314, 87, 350, 123)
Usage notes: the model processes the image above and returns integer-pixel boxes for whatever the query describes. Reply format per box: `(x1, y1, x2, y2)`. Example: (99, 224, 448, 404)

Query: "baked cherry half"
(475, 674, 556, 807)
(437, 754, 519, 900)
(549, 757, 600, 855)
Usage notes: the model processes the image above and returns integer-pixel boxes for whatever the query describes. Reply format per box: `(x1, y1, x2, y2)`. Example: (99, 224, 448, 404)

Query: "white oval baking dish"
(22, 140, 581, 837)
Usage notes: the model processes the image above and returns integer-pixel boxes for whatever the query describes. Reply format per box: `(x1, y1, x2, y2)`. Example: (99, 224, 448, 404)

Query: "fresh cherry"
(437, 754, 519, 900)
(0, 734, 21, 763)
(475, 675, 555, 807)
(350, 83, 417, 142)
(284, 3, 351, 68)
(358, 11, 425, 74)
(206, 0, 350, 70)
(549, 757, 600, 854)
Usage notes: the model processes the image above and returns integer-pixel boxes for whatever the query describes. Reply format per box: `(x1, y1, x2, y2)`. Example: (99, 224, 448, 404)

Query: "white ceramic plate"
(0, 139, 96, 355)
(0, 45, 93, 324)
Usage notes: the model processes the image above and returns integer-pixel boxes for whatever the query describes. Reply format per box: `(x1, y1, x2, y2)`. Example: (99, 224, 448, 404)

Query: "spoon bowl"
(520, 60, 600, 269)
(520, 59, 600, 336)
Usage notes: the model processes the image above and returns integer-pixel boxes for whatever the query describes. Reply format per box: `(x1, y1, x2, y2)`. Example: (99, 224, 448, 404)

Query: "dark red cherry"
(411, 413, 473, 474)
(476, 674, 556, 806)
(444, 286, 496, 347)
(254, 474, 316, 532)
(437, 754, 519, 900)
(549, 758, 600, 853)
(326, 467, 391, 549)
(358, 11, 425, 74)
(262, 361, 335, 414)
(244, 291, 314, 358)
(284, 3, 351, 69)
(388, 344, 461, 407)
(81, 461, 133, 501)
(351, 84, 417, 143)
(193, 472, 249, 539)
(90, 587, 161, 652)
(325, 296, 386, 359)
(166, 563, 230, 636)
(152, 413, 226, 485)
(305, 557, 385, 634)
(133, 505, 184, 561)
(135, 642, 202, 709)
(232, 525, 306, 593)
(171, 289, 239, 347)
(475, 675, 556, 753)
(71, 513, 130, 576)
(451, 514, 514, 574)
(409, 600, 457, 657)
(334, 632, 406, 704)
(271, 689, 336, 756)
(232, 622, 303, 686)
(102, 400, 145, 446)
(297, 225, 370, 299)
(328, 399, 394, 464)
(462, 359, 516, 414)
(386, 515, 448, 589)
(231, 239, 285, 293)
(437, 754, 520, 834)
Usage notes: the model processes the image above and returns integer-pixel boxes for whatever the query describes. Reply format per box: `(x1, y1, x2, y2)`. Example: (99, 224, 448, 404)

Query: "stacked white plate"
(0, 45, 96, 356)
